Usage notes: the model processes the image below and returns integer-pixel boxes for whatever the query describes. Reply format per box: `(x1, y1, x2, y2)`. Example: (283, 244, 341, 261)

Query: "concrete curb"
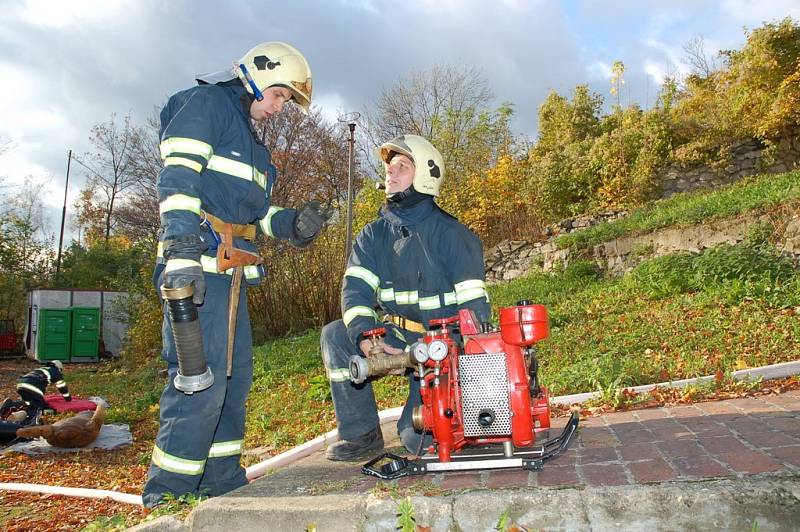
(149, 475, 800, 531)
(552, 359, 800, 405)
(127, 515, 187, 532)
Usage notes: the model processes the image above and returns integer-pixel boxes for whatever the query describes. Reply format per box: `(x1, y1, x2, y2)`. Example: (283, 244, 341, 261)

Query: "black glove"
(293, 200, 334, 243)
(163, 258, 206, 305)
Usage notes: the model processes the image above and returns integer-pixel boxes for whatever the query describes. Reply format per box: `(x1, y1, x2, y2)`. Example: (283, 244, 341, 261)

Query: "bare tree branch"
(116, 108, 162, 246)
(73, 113, 139, 243)
(361, 64, 495, 181)
(683, 35, 717, 78)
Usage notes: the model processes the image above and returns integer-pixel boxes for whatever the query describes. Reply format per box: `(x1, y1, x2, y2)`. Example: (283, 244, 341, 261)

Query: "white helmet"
(378, 135, 445, 197)
(50, 360, 63, 371)
(235, 42, 312, 113)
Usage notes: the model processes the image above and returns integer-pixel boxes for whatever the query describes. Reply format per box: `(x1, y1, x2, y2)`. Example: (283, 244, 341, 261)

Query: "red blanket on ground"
(44, 394, 97, 412)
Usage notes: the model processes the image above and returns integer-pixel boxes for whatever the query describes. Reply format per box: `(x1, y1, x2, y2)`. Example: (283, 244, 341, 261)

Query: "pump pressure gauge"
(428, 340, 448, 362)
(412, 342, 429, 363)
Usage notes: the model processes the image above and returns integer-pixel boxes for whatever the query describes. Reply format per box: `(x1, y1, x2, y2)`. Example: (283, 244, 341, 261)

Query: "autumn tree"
(526, 85, 603, 219)
(672, 17, 800, 165)
(254, 106, 354, 207)
(0, 180, 54, 323)
(248, 106, 358, 340)
(74, 113, 140, 243)
(363, 64, 504, 181)
(115, 109, 162, 248)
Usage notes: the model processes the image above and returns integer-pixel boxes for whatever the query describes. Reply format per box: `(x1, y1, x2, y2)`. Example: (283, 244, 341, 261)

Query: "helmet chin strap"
(237, 63, 264, 101)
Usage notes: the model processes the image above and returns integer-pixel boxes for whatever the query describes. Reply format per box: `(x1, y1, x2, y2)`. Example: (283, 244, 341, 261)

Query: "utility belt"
(384, 314, 427, 334)
(200, 210, 262, 271)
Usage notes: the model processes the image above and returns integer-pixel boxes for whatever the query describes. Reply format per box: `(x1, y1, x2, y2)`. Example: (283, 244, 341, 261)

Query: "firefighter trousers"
(142, 273, 253, 508)
(17, 388, 46, 412)
(320, 319, 432, 453)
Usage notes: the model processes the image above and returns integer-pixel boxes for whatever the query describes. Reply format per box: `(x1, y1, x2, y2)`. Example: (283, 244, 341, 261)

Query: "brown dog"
(16, 403, 106, 448)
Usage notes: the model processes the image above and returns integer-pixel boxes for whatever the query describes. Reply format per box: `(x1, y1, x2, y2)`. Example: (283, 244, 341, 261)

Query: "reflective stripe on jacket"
(17, 365, 70, 399)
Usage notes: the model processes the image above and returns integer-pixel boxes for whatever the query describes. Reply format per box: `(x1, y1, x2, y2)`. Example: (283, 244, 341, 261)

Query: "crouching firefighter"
(15, 360, 71, 418)
(321, 134, 490, 460)
(143, 42, 331, 508)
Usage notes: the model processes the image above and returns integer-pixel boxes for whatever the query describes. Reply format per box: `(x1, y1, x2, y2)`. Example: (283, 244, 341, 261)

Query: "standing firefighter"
(16, 360, 71, 416)
(321, 135, 490, 460)
(143, 42, 330, 508)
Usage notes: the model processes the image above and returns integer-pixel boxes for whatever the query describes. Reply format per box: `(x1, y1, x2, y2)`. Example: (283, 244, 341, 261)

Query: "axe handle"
(226, 266, 244, 378)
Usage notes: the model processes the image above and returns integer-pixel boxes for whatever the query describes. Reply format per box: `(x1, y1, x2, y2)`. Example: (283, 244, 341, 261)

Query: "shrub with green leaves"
(625, 234, 799, 307)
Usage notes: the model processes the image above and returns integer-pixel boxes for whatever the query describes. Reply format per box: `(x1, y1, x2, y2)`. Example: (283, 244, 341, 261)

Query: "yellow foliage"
(439, 154, 536, 245)
(122, 280, 163, 368)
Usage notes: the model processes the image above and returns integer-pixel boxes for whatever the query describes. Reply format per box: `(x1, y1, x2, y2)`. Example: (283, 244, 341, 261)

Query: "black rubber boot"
(325, 426, 384, 461)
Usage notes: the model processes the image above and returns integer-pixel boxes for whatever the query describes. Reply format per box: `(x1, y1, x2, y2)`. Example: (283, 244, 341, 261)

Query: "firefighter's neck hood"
(383, 192, 435, 227)
(387, 185, 429, 207)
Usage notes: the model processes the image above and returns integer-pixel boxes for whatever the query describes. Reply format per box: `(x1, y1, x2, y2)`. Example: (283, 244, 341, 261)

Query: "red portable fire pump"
(353, 301, 580, 480)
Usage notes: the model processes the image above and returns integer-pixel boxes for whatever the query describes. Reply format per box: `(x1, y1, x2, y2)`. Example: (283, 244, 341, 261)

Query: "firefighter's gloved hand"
(163, 259, 206, 305)
(293, 200, 333, 244)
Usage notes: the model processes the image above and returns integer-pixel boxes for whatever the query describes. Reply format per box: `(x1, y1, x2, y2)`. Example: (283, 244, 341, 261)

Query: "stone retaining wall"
(486, 208, 800, 283)
(660, 131, 800, 198)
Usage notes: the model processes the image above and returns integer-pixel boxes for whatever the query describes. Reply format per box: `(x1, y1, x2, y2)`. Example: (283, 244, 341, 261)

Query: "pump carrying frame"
(362, 411, 579, 480)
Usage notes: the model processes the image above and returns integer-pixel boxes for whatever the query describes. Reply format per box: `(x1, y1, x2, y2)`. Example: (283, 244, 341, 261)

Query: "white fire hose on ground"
(1, 359, 798, 506)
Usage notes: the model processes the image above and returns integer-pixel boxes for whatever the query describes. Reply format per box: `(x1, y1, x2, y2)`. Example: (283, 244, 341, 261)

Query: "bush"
(626, 253, 696, 298)
(625, 233, 799, 306)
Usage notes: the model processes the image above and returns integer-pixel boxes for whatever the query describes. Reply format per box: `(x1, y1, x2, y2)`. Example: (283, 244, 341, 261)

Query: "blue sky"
(0, 0, 797, 239)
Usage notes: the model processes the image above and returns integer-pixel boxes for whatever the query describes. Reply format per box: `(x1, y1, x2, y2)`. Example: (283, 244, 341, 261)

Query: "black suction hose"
(161, 285, 214, 394)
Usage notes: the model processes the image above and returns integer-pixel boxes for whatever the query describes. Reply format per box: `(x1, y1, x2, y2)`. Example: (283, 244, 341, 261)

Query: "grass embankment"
(242, 235, 798, 453)
(554, 170, 800, 249)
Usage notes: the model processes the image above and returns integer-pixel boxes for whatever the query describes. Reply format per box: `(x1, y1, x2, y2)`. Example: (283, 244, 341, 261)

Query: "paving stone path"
(251, 389, 800, 496)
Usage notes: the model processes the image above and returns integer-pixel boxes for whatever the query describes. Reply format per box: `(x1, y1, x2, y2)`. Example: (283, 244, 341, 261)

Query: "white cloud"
(588, 60, 613, 82)
(643, 60, 671, 86)
(0, 153, 64, 205)
(721, 0, 800, 24)
(19, 0, 126, 28)
(314, 92, 351, 125)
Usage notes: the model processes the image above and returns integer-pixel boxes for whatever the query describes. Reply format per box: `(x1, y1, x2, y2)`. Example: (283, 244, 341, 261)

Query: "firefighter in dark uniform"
(143, 42, 329, 508)
(322, 135, 491, 461)
(16, 360, 71, 415)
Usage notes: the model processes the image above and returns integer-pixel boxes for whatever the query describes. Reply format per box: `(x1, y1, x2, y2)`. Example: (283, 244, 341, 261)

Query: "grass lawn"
(242, 233, 799, 453)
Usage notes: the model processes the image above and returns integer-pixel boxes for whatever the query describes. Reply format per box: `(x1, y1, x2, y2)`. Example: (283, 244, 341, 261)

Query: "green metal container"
(36, 309, 71, 362)
(70, 307, 100, 362)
